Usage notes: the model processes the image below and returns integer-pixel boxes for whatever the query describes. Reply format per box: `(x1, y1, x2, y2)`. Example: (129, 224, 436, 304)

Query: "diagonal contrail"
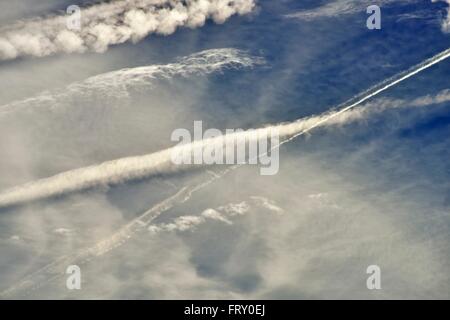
(0, 48, 263, 114)
(0, 48, 449, 209)
(1, 47, 449, 298)
(0, 175, 220, 298)
(280, 47, 450, 145)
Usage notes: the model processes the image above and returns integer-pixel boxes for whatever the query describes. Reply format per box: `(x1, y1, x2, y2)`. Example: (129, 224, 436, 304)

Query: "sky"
(0, 0, 449, 299)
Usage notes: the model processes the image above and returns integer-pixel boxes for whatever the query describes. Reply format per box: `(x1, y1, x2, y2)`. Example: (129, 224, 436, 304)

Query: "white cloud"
(0, 0, 256, 60)
(149, 197, 283, 233)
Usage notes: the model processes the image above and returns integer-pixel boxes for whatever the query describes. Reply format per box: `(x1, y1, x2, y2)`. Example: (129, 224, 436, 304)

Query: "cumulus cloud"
(0, 0, 256, 60)
(148, 197, 279, 233)
(149, 196, 282, 233)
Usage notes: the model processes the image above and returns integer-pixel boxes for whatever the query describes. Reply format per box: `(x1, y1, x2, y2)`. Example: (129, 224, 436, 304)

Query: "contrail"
(0, 0, 256, 60)
(280, 47, 450, 145)
(0, 184, 200, 298)
(0, 48, 449, 209)
(2, 48, 449, 298)
(0, 179, 276, 298)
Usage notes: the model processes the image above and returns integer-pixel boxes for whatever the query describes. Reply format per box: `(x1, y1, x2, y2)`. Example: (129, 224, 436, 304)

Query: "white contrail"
(2, 48, 449, 298)
(0, 0, 256, 60)
(0, 183, 278, 298)
(0, 48, 449, 209)
(278, 47, 450, 146)
(0, 185, 197, 298)
(0, 170, 229, 298)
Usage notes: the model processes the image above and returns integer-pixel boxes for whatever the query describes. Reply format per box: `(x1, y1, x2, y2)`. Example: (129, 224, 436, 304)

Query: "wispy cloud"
(433, 0, 450, 32)
(285, 0, 411, 20)
(0, 48, 264, 113)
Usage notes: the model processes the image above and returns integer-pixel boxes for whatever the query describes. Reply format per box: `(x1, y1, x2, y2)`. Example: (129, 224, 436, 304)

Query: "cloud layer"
(1, 0, 449, 301)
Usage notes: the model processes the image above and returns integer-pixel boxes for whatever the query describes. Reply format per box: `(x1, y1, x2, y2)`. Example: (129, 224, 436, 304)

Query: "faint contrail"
(0, 184, 200, 298)
(284, 0, 405, 21)
(0, 0, 256, 60)
(0, 48, 449, 208)
(2, 48, 449, 298)
(0, 177, 277, 298)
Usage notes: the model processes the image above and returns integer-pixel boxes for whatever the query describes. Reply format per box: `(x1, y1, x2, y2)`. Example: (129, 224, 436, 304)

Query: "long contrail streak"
(281, 47, 450, 145)
(0, 48, 449, 209)
(2, 48, 449, 298)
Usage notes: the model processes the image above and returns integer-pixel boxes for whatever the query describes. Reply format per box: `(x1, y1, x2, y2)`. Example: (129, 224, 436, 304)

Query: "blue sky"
(0, 0, 449, 299)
